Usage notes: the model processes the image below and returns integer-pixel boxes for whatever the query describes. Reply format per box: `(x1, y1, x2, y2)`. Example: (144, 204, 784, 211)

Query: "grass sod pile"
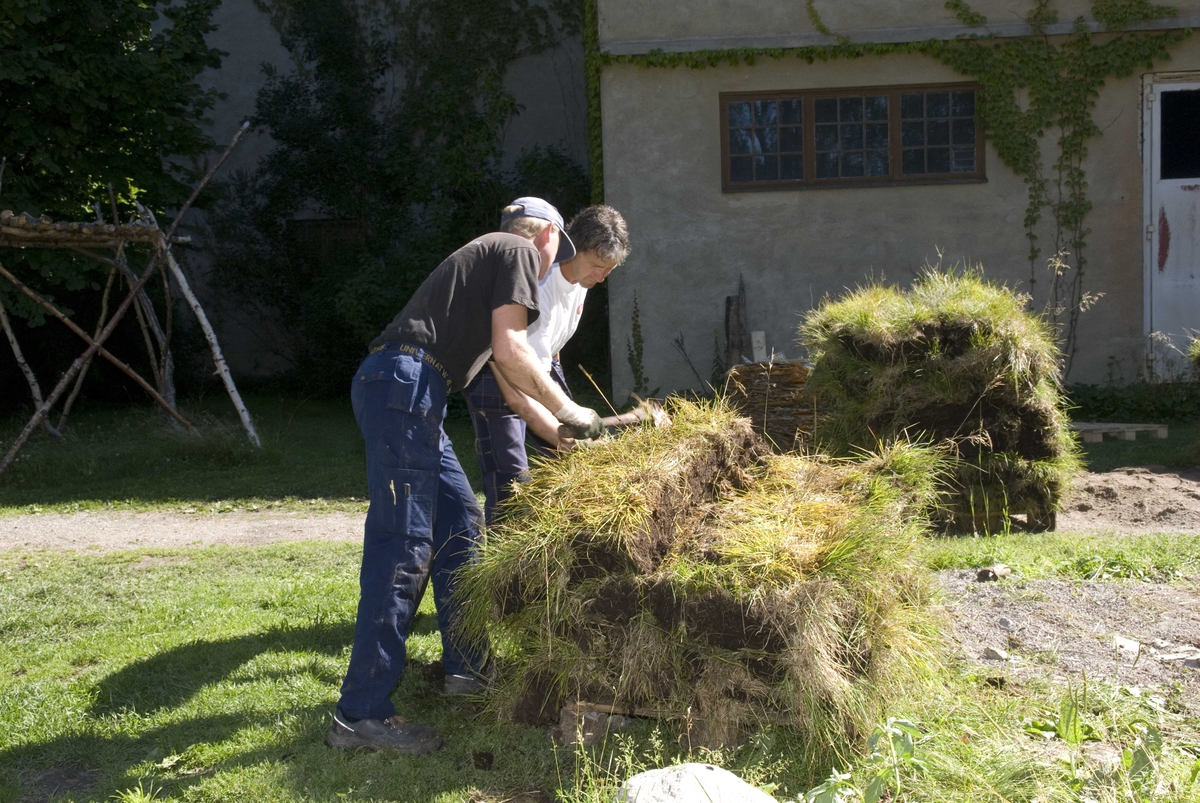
(456, 399, 942, 756)
(800, 270, 1081, 531)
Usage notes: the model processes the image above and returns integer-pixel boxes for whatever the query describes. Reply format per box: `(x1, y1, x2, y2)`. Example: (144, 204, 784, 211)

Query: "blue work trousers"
(463, 360, 570, 525)
(337, 345, 486, 721)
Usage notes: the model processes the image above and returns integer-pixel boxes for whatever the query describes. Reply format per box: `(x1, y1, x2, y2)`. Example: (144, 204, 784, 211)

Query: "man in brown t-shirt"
(327, 199, 603, 755)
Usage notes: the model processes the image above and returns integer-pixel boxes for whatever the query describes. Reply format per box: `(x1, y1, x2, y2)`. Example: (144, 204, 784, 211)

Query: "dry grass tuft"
(800, 268, 1080, 531)
(456, 398, 942, 761)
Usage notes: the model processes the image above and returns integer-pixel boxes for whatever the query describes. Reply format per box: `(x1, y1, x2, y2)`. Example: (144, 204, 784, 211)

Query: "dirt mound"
(1058, 467, 1200, 533)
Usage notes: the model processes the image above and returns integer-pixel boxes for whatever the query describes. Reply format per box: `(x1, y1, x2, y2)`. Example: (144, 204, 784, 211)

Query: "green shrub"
(1067, 381, 1200, 422)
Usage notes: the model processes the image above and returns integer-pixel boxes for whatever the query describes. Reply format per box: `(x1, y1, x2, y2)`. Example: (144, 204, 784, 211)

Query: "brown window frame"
(720, 82, 987, 192)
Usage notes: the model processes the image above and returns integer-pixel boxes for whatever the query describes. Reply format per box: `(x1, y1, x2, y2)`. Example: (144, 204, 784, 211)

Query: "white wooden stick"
(160, 244, 261, 447)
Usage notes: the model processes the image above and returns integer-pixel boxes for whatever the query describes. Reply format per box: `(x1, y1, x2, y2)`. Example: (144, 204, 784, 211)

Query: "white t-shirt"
(526, 263, 588, 372)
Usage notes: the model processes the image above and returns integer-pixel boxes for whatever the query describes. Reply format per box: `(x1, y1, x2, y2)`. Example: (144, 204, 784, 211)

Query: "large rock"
(614, 763, 777, 803)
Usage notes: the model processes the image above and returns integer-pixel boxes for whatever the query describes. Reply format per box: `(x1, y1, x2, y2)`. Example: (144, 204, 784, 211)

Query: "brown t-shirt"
(371, 232, 541, 391)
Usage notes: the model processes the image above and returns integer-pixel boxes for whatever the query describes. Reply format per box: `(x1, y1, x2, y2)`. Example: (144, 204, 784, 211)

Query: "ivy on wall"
(582, 0, 1192, 374)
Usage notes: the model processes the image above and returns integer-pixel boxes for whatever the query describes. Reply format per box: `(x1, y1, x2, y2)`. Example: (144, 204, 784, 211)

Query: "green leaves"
(800, 718, 929, 803)
(0, 0, 223, 315)
(1022, 687, 1101, 743)
(1122, 721, 1163, 789)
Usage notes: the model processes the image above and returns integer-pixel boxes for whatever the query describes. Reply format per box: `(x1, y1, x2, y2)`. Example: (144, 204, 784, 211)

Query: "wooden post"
(724, 293, 745, 369)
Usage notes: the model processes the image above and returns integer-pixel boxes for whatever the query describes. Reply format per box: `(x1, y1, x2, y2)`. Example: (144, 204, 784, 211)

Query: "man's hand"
(554, 401, 604, 440)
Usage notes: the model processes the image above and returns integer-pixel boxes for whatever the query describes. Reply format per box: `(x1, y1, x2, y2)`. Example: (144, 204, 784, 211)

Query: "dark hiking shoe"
(325, 713, 443, 754)
(441, 673, 486, 697)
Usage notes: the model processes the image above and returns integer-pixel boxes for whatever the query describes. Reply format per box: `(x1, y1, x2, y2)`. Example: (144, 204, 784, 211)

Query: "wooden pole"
(158, 243, 261, 447)
(58, 265, 117, 431)
(0, 263, 196, 432)
(0, 122, 248, 475)
(70, 244, 177, 411)
(0, 295, 62, 439)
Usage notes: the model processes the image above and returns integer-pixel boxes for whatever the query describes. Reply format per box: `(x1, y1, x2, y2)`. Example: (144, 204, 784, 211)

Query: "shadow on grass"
(0, 612, 503, 803)
(88, 621, 354, 717)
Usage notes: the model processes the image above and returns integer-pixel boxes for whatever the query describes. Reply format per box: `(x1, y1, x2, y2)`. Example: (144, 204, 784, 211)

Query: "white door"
(1145, 77, 1200, 379)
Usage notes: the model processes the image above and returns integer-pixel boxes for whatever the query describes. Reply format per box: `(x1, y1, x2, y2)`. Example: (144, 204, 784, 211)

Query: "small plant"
(1121, 721, 1164, 796)
(626, 293, 648, 397)
(110, 780, 161, 803)
(1022, 687, 1100, 744)
(799, 718, 928, 803)
(1022, 683, 1101, 796)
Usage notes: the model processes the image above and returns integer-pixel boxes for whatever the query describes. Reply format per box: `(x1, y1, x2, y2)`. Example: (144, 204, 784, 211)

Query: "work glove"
(555, 401, 604, 440)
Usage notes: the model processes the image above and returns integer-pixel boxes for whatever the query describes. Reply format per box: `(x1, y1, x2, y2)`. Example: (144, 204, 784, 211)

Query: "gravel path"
(0, 510, 364, 552)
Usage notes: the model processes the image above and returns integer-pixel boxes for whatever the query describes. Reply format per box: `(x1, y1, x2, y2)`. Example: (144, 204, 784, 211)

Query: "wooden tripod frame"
(0, 124, 259, 475)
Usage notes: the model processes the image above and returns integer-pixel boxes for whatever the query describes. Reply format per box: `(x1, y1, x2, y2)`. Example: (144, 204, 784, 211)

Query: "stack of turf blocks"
(456, 400, 939, 754)
(800, 271, 1080, 532)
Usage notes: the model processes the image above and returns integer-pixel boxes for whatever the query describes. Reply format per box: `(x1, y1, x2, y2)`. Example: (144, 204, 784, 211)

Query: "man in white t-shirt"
(463, 201, 630, 525)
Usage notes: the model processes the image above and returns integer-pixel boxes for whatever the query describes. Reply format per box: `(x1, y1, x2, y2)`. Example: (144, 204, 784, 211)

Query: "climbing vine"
(945, 0, 988, 27)
(585, 0, 1191, 374)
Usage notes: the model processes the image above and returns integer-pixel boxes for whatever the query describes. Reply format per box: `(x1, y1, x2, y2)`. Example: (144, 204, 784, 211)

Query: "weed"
(110, 780, 161, 802)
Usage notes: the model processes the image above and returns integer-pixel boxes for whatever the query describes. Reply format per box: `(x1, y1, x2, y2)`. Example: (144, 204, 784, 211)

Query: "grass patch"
(921, 530, 1200, 581)
(0, 395, 480, 515)
(0, 543, 559, 803)
(2, 542, 1199, 802)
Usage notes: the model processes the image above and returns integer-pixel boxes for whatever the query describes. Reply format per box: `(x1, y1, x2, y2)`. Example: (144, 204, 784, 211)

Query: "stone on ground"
(614, 763, 776, 803)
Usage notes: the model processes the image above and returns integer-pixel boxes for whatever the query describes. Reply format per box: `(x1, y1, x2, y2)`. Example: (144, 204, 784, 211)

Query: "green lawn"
(3, 400, 1200, 800)
(2, 537, 1198, 802)
(0, 395, 480, 516)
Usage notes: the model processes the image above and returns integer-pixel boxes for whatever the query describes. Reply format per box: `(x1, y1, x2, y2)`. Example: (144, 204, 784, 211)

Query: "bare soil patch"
(1057, 466, 1200, 533)
(940, 571, 1200, 711)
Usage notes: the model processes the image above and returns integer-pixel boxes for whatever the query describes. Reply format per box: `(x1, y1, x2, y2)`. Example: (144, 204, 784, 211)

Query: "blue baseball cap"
(501, 197, 577, 263)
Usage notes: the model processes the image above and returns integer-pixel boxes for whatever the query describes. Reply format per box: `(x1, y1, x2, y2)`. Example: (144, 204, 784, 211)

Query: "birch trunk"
(0, 296, 62, 439)
(161, 246, 261, 447)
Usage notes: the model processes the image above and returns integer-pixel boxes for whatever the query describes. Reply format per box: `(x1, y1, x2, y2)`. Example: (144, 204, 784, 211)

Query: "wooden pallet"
(1070, 422, 1168, 443)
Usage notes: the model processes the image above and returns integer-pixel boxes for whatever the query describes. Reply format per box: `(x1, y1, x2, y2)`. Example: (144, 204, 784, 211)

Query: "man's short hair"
(500, 205, 552, 239)
(566, 205, 629, 265)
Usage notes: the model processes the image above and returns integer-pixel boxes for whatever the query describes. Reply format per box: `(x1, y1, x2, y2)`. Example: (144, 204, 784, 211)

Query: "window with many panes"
(720, 83, 984, 191)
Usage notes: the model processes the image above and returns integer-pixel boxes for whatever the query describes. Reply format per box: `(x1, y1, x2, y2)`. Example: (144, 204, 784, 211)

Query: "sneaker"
(325, 713, 443, 754)
(441, 673, 486, 697)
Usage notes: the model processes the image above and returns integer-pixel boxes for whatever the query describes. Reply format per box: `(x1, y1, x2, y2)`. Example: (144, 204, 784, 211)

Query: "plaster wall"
(600, 38, 1200, 399)
(598, 0, 1200, 51)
